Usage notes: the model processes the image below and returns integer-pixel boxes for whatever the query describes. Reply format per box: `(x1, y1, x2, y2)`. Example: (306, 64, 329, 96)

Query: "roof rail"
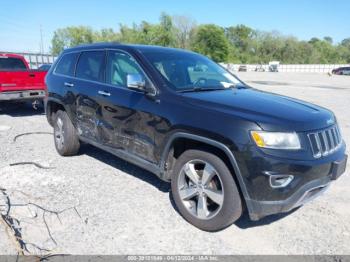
(75, 42, 121, 48)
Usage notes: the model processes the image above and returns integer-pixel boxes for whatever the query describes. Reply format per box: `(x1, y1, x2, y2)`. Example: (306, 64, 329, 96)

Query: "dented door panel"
(97, 84, 159, 163)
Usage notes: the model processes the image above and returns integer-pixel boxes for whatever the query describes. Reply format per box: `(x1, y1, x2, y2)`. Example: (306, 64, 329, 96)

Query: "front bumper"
(247, 175, 331, 220)
(0, 90, 46, 101)
(236, 143, 347, 220)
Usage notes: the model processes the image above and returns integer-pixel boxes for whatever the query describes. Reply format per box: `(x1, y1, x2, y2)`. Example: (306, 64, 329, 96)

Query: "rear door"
(74, 50, 106, 141)
(50, 51, 80, 122)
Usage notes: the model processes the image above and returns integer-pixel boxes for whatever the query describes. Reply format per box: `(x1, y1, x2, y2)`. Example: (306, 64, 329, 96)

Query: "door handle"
(64, 82, 74, 87)
(29, 73, 35, 77)
(98, 90, 111, 97)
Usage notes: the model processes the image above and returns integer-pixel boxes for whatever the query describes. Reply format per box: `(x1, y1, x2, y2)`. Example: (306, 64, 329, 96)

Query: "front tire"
(171, 149, 242, 231)
(53, 110, 80, 156)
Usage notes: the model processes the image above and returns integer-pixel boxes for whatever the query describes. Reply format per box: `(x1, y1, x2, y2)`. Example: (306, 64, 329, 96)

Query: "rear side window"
(55, 52, 79, 76)
(76, 51, 105, 82)
(0, 57, 27, 70)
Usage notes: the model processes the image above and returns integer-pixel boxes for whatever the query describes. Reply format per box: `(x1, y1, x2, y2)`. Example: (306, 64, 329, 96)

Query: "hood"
(181, 88, 335, 132)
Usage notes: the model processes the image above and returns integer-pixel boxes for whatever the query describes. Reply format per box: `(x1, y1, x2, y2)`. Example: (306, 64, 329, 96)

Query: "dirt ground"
(0, 72, 349, 256)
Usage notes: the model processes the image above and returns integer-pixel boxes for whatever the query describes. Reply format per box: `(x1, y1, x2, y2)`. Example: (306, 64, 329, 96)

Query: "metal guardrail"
(0, 51, 57, 69)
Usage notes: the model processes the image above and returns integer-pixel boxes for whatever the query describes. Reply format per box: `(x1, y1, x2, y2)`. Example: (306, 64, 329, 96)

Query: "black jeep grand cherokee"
(45, 43, 347, 231)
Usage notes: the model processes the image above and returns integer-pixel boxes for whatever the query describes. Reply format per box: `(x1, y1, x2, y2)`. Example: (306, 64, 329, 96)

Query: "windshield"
(142, 50, 243, 92)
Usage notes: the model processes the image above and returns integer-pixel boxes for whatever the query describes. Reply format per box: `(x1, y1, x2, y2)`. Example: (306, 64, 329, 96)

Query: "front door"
(97, 50, 159, 163)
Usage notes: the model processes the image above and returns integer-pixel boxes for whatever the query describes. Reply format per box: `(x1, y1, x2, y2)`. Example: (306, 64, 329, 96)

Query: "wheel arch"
(45, 98, 70, 126)
(160, 132, 251, 208)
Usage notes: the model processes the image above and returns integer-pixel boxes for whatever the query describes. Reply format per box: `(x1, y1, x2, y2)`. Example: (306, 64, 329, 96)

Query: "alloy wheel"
(55, 117, 64, 150)
(177, 159, 224, 220)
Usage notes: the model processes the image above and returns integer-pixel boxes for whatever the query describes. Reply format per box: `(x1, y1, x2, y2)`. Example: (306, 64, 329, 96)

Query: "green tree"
(119, 23, 145, 43)
(341, 38, 350, 48)
(324, 36, 333, 44)
(225, 25, 257, 63)
(309, 39, 340, 63)
(253, 31, 284, 63)
(156, 12, 176, 46)
(118, 13, 176, 47)
(51, 26, 94, 55)
(94, 28, 119, 42)
(173, 15, 197, 49)
(191, 24, 229, 62)
(309, 37, 321, 44)
(50, 14, 350, 64)
(338, 38, 350, 63)
(279, 37, 304, 63)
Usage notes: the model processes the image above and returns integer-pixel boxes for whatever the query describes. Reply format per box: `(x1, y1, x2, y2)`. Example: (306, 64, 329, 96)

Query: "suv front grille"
(308, 125, 342, 158)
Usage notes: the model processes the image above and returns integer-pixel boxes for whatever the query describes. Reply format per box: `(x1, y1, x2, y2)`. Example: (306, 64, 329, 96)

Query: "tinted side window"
(55, 52, 79, 76)
(76, 51, 105, 82)
(106, 51, 145, 86)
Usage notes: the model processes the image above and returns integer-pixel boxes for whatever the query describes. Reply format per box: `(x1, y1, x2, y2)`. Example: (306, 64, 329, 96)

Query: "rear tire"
(171, 149, 242, 231)
(53, 110, 80, 156)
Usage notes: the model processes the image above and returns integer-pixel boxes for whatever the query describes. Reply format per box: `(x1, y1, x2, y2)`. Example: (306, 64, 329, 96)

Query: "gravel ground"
(0, 72, 349, 255)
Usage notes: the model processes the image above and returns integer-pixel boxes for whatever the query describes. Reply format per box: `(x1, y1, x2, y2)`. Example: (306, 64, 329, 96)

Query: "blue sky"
(0, 0, 349, 53)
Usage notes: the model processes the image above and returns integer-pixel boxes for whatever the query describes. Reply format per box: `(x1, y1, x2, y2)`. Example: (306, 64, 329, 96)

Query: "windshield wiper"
(177, 86, 227, 93)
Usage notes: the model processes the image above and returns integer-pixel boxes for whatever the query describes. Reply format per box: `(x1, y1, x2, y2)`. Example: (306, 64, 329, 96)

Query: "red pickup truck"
(0, 53, 48, 102)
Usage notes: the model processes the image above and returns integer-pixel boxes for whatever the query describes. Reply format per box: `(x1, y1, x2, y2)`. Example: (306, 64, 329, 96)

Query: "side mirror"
(126, 73, 157, 96)
(127, 73, 146, 90)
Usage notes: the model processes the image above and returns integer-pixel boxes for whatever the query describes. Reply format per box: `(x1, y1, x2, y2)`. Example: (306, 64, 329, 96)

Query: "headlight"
(251, 131, 301, 150)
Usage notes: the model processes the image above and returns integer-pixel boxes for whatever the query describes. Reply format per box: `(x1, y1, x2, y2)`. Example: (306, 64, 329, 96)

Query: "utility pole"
(40, 24, 44, 54)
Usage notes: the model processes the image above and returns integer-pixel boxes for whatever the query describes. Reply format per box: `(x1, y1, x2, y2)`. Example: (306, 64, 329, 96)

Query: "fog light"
(270, 175, 294, 188)
(264, 172, 294, 188)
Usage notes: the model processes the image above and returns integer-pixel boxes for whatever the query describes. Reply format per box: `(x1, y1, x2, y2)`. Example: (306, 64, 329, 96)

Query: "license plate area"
(331, 155, 348, 180)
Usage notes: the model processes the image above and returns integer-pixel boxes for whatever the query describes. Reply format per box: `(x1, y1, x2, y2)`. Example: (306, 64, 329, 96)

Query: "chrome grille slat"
(334, 127, 339, 144)
(331, 128, 338, 145)
(321, 132, 329, 154)
(313, 134, 322, 158)
(335, 125, 342, 143)
(327, 129, 334, 150)
(308, 125, 342, 158)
